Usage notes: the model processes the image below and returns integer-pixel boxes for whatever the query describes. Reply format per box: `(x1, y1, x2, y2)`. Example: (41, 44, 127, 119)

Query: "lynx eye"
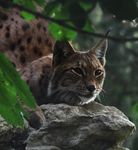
(71, 67, 83, 76)
(94, 69, 103, 78)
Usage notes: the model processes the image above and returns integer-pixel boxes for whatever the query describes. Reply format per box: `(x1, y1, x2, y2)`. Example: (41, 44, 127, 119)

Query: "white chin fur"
(79, 92, 99, 105)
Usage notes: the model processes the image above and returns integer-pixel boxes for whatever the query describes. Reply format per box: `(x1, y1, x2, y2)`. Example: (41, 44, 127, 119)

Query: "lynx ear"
(53, 40, 75, 67)
(90, 30, 110, 66)
(90, 38, 108, 66)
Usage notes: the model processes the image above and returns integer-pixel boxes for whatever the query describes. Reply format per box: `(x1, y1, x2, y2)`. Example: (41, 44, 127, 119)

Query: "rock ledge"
(26, 102, 136, 150)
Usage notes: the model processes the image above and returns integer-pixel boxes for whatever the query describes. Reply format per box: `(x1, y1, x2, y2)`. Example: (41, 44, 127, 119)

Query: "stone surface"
(26, 102, 136, 150)
(0, 116, 28, 149)
(0, 116, 14, 149)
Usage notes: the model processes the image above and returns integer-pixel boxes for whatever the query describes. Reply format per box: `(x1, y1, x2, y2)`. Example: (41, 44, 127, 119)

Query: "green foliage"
(1, 0, 137, 40)
(48, 23, 77, 40)
(44, 0, 137, 40)
(0, 53, 36, 127)
(44, 0, 95, 40)
(20, 11, 35, 21)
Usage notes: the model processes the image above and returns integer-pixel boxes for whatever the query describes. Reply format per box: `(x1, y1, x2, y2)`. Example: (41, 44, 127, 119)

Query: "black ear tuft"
(95, 39, 108, 59)
(53, 40, 75, 67)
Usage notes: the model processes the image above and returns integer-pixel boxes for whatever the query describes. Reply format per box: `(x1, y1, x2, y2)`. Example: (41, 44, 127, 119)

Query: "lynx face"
(47, 39, 108, 105)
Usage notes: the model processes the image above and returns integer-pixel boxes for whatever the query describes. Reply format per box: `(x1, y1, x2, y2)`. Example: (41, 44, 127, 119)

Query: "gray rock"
(26, 145, 61, 150)
(0, 116, 13, 142)
(26, 102, 136, 150)
(0, 116, 14, 149)
(0, 116, 28, 150)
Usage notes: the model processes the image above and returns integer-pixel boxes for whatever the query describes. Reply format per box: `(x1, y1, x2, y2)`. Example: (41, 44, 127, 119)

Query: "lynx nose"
(86, 84, 95, 92)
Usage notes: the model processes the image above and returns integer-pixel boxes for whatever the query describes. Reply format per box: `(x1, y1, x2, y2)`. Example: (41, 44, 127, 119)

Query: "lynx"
(0, 8, 108, 106)
(48, 40, 108, 105)
(22, 39, 108, 105)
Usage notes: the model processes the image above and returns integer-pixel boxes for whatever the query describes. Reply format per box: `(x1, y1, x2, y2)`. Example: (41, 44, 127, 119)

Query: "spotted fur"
(0, 8, 53, 69)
